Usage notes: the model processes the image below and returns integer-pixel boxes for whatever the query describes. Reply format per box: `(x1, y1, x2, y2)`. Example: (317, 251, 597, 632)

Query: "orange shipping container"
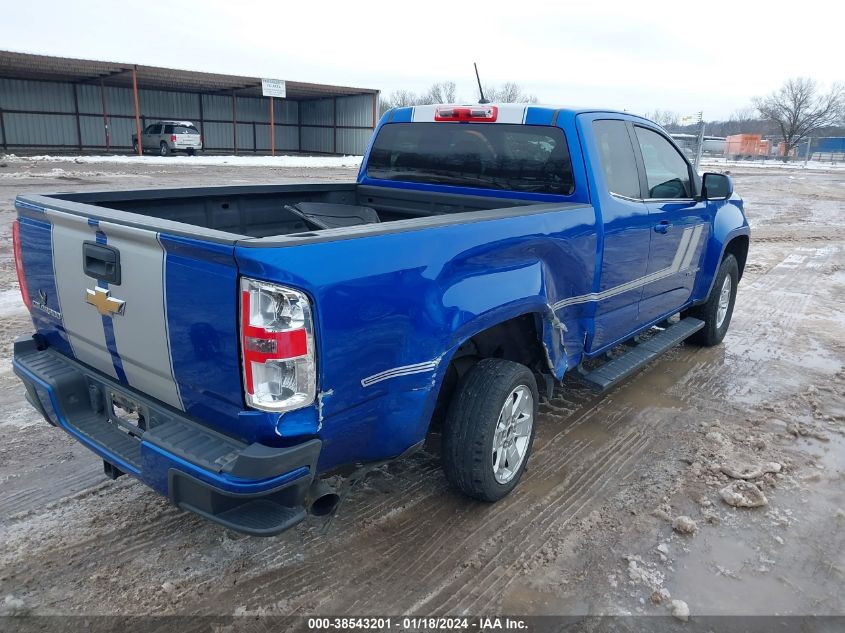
(725, 134, 762, 158)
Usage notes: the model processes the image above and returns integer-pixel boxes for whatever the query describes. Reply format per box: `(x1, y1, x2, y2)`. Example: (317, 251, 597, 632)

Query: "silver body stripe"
(99, 221, 183, 410)
(43, 209, 182, 410)
(679, 224, 704, 272)
(46, 210, 117, 379)
(670, 226, 695, 272)
(361, 360, 439, 387)
(359, 223, 707, 389)
(552, 223, 706, 311)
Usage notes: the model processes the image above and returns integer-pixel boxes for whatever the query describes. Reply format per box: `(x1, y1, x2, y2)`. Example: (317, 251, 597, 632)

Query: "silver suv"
(132, 121, 202, 156)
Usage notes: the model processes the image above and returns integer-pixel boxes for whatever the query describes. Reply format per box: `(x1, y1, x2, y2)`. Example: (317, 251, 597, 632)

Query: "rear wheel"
(186, 147, 195, 156)
(159, 142, 169, 157)
(687, 254, 739, 346)
(442, 358, 537, 502)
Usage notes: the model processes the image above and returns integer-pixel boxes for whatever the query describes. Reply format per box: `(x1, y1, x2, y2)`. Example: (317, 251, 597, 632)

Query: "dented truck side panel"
(234, 202, 598, 469)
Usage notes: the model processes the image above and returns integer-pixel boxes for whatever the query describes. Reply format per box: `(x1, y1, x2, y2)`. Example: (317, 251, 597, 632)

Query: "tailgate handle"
(83, 242, 121, 285)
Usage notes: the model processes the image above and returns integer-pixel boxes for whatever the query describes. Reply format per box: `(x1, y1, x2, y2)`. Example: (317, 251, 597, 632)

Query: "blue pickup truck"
(11, 104, 749, 536)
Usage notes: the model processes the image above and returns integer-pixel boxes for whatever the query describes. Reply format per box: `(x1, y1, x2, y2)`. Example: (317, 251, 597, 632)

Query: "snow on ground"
(3, 153, 842, 172)
(0, 289, 26, 318)
(701, 158, 845, 171)
(1, 153, 363, 169)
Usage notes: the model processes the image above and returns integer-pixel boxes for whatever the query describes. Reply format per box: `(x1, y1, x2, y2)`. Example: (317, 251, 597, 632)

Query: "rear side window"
(367, 123, 574, 195)
(163, 125, 174, 134)
(634, 126, 692, 198)
(592, 120, 641, 199)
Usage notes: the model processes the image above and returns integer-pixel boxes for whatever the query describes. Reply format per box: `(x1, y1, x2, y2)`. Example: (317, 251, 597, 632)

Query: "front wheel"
(132, 140, 141, 155)
(687, 254, 739, 346)
(442, 358, 538, 502)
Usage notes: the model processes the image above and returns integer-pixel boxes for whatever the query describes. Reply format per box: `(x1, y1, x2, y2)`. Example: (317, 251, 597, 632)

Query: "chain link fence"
(672, 132, 845, 166)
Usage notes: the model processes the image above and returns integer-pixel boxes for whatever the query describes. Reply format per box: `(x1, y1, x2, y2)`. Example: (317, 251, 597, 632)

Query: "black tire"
(687, 254, 739, 346)
(132, 140, 141, 155)
(159, 142, 169, 157)
(186, 147, 195, 156)
(442, 358, 538, 502)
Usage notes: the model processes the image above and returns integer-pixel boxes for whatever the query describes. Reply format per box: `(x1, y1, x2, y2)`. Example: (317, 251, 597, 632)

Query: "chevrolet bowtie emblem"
(85, 286, 125, 317)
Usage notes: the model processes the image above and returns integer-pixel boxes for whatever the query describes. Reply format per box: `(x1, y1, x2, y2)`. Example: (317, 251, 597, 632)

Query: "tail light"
(170, 134, 177, 143)
(435, 105, 498, 122)
(12, 220, 31, 310)
(240, 278, 316, 412)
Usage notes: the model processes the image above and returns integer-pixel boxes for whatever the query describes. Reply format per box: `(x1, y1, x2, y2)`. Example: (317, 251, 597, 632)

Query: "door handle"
(83, 241, 121, 284)
(654, 221, 671, 234)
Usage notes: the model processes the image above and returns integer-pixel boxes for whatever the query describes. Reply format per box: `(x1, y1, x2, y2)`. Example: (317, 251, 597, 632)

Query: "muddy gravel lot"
(0, 157, 843, 623)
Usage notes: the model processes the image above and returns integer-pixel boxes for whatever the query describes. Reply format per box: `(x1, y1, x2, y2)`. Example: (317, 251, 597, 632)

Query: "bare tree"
(387, 89, 420, 108)
(482, 82, 538, 104)
(380, 83, 458, 114)
(753, 78, 844, 160)
(379, 89, 421, 116)
(420, 81, 458, 105)
(643, 109, 679, 128)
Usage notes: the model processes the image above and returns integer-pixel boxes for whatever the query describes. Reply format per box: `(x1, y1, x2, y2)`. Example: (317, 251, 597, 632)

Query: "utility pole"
(694, 111, 704, 172)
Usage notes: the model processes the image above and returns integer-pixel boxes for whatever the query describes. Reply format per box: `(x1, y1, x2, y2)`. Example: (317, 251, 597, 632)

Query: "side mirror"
(702, 172, 733, 200)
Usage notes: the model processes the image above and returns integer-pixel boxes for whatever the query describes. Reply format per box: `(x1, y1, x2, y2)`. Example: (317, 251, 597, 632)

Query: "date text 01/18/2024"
(307, 617, 529, 630)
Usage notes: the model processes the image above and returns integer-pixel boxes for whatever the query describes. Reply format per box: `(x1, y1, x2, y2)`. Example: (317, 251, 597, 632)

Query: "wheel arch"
(693, 199, 750, 303)
(723, 234, 749, 280)
(428, 310, 551, 434)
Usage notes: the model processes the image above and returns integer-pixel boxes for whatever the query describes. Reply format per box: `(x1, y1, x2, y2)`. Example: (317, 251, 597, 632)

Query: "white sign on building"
(261, 78, 286, 98)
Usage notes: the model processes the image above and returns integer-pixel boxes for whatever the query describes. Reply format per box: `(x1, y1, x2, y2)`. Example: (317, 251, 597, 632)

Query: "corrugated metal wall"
(0, 77, 376, 155)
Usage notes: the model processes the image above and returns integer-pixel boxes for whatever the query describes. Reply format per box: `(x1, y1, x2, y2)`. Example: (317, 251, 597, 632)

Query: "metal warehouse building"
(0, 51, 379, 155)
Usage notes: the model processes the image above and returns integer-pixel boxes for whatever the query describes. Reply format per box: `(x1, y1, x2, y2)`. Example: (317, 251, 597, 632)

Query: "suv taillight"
(170, 134, 177, 143)
(12, 220, 31, 310)
(240, 278, 316, 412)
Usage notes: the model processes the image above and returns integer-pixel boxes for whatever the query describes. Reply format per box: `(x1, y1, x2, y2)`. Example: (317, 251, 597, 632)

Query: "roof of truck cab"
(387, 103, 655, 125)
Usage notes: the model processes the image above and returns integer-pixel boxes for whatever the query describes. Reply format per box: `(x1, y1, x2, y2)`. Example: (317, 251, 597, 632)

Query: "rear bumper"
(12, 335, 320, 536)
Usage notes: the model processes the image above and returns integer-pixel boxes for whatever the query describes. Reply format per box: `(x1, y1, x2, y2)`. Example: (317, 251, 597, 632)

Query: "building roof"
(0, 50, 378, 100)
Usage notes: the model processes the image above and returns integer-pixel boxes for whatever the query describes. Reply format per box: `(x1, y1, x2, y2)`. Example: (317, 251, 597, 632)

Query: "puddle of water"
(670, 432, 845, 616)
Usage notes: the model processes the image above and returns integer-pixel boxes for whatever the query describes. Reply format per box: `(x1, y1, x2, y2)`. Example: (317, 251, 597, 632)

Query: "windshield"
(366, 122, 575, 195)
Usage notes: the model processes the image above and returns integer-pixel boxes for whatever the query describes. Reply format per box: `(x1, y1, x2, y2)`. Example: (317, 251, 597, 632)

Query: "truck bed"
(28, 184, 566, 243)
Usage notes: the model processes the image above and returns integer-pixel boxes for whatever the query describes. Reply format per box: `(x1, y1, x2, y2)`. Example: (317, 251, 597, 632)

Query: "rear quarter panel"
(235, 206, 597, 471)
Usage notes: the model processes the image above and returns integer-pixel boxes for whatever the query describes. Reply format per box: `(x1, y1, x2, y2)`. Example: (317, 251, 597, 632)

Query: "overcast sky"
(3, 0, 842, 120)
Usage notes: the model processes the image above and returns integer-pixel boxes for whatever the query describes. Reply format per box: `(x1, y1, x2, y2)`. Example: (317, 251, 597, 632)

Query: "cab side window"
(592, 120, 641, 199)
(634, 127, 692, 199)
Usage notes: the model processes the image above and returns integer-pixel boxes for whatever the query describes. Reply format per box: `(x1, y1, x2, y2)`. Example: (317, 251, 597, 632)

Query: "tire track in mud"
(179, 392, 607, 611)
(424, 432, 652, 614)
(210, 388, 655, 615)
(1, 461, 105, 516)
(667, 242, 840, 415)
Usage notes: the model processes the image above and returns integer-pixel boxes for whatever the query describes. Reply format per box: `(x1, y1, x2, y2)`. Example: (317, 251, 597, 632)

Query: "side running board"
(580, 318, 704, 392)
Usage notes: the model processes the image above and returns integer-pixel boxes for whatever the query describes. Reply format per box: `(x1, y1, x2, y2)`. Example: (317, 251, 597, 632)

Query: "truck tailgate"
(15, 201, 246, 438)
